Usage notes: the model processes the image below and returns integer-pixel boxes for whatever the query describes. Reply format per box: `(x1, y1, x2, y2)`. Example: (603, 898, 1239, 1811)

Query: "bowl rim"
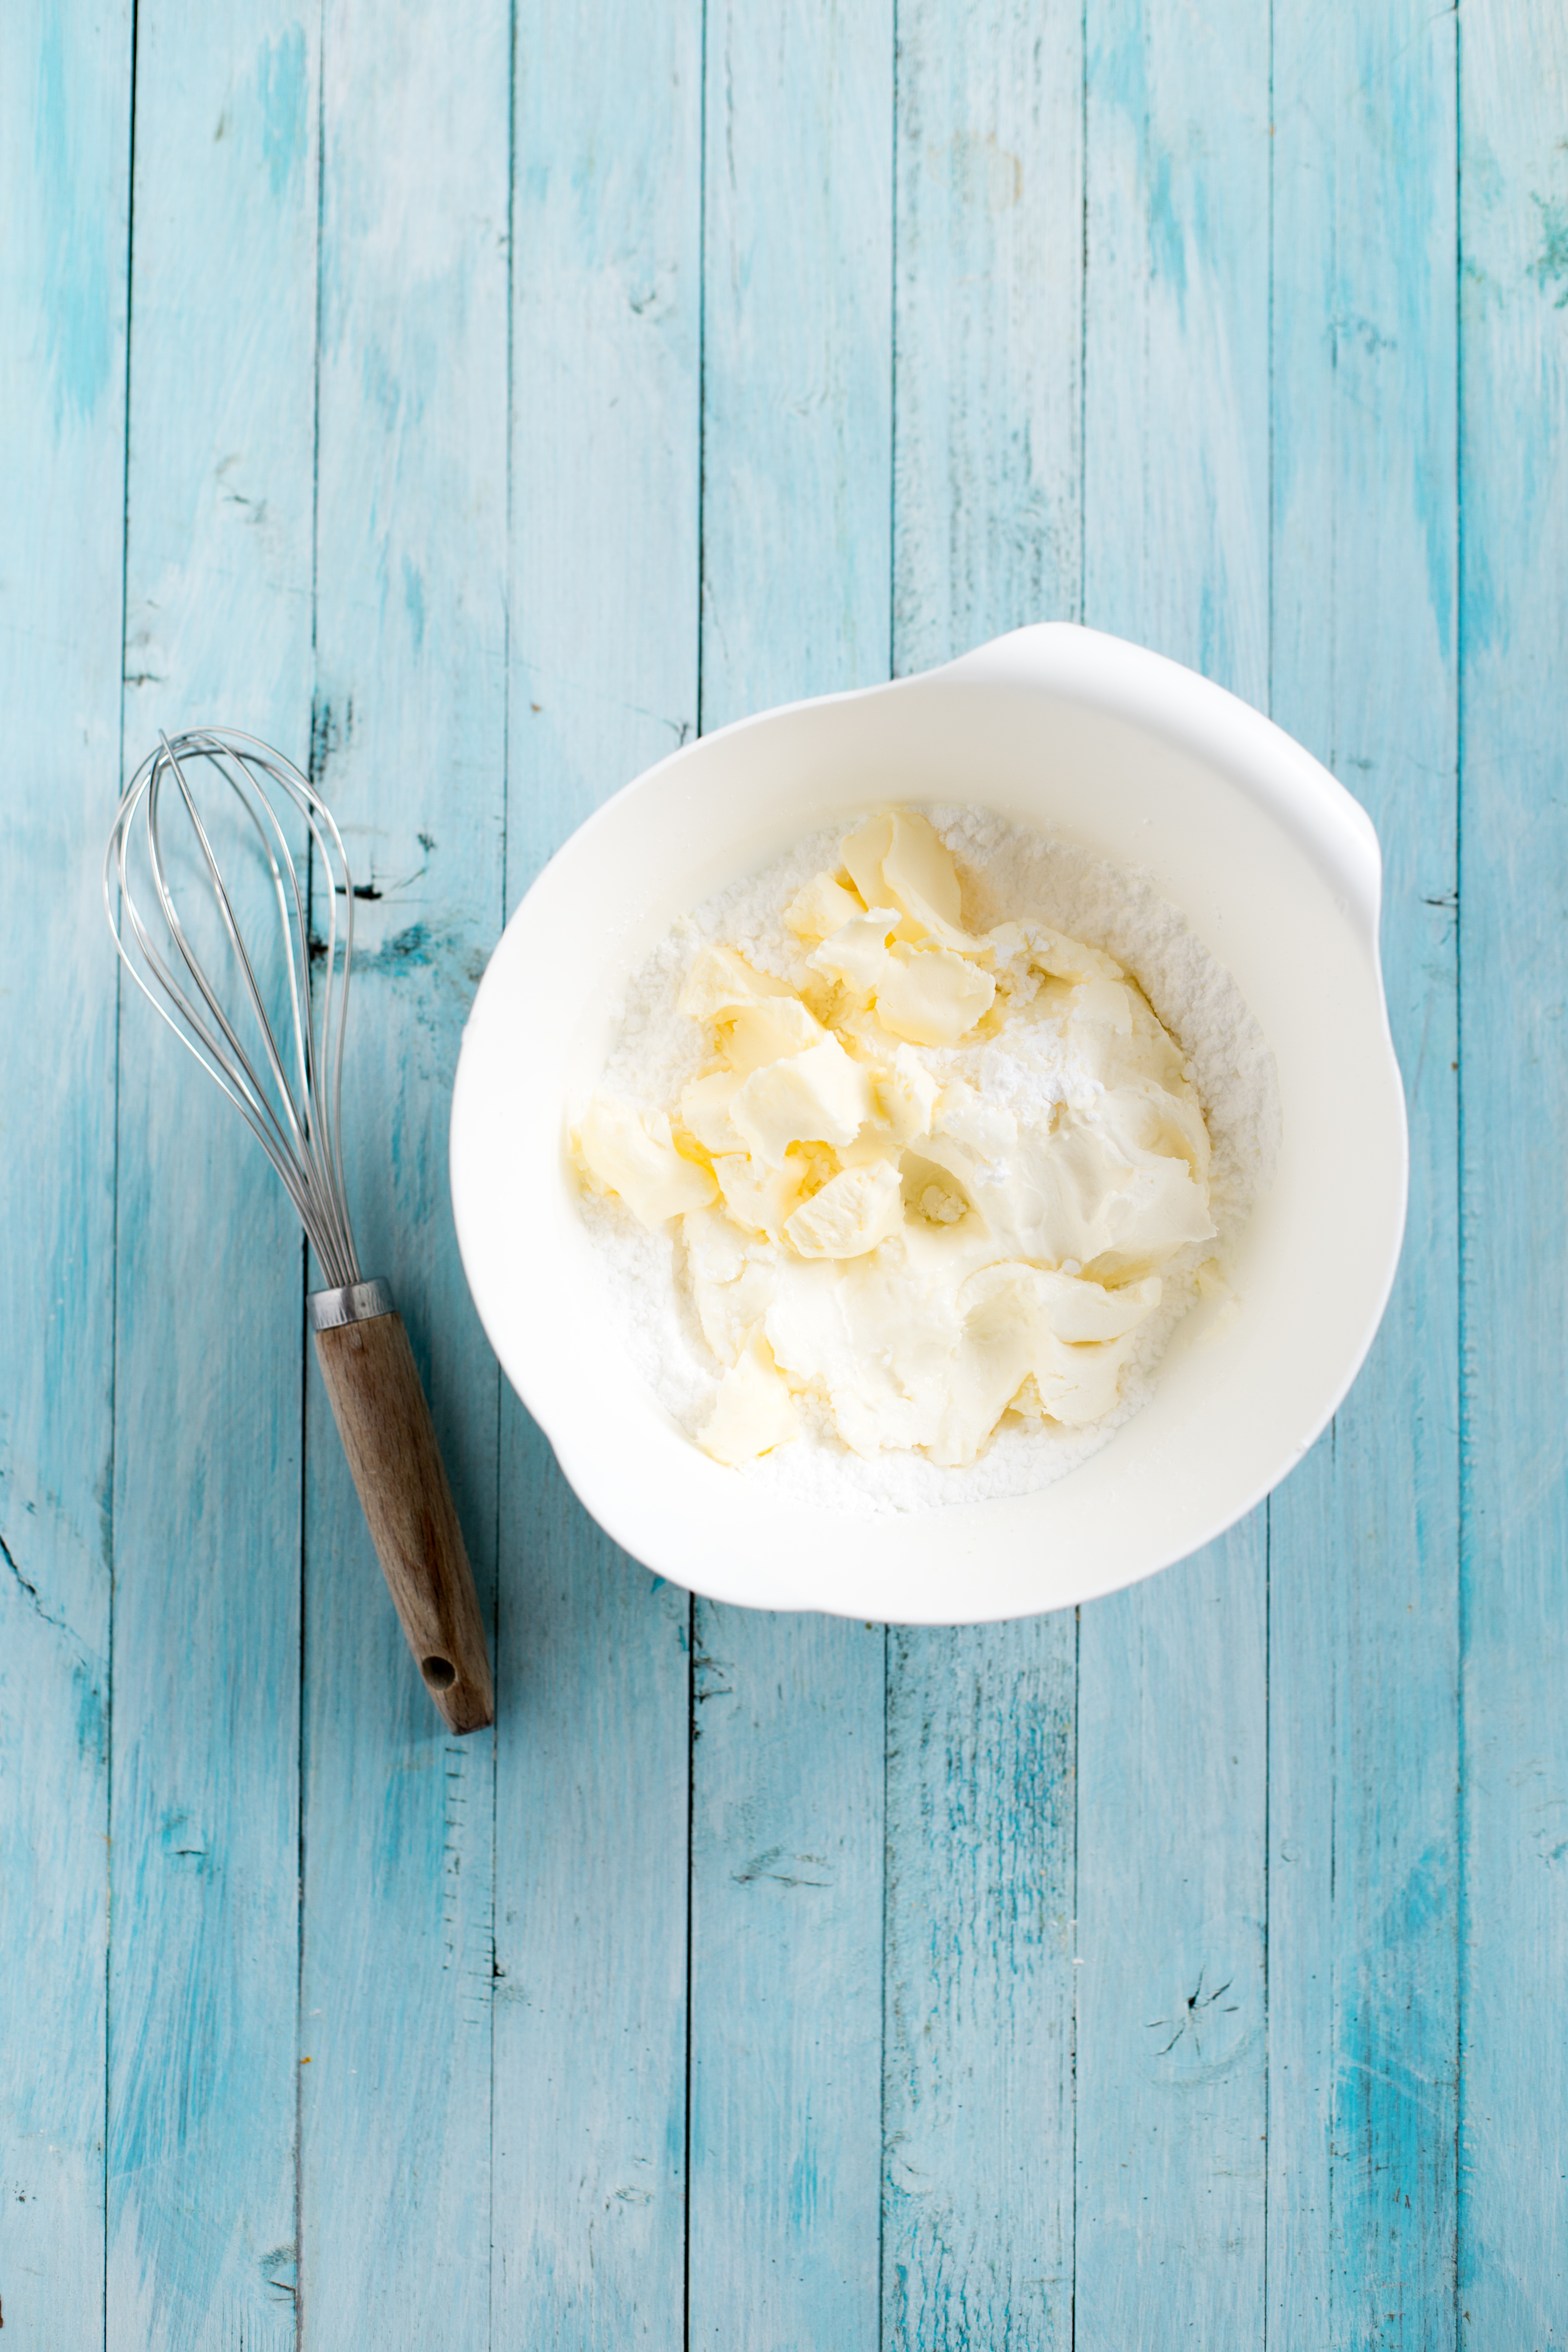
(451, 623, 1409, 1622)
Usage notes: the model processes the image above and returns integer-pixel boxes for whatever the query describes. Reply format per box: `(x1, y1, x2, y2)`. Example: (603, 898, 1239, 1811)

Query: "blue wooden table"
(3, 0, 1564, 2342)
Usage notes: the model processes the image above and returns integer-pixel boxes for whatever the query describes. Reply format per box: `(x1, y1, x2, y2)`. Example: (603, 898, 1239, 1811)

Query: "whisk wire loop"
(105, 726, 363, 1290)
(148, 744, 317, 1179)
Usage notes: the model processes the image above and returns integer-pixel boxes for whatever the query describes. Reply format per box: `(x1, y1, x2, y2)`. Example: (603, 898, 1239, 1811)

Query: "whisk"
(105, 726, 493, 1734)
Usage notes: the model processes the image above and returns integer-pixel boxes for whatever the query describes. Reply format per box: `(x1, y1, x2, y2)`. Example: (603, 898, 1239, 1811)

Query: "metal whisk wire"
(104, 726, 361, 1290)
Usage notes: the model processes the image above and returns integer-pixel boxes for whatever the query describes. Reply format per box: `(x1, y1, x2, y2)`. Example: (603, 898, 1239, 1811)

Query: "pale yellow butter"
(696, 1328, 797, 1464)
(784, 1161, 903, 1260)
(729, 1035, 876, 1166)
(579, 1099, 716, 1228)
(784, 870, 865, 940)
(875, 944, 995, 1047)
(580, 809, 1216, 1470)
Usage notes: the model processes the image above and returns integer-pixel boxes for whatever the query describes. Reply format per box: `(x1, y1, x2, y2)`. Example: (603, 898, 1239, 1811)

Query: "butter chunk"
(935, 1077, 1017, 1162)
(1094, 1081, 1211, 1182)
(1031, 1330, 1134, 1426)
(927, 1262, 1042, 1466)
(874, 1046, 940, 1145)
(718, 993, 824, 1074)
(683, 1208, 781, 1366)
(1021, 922, 1124, 985)
(767, 1250, 956, 1458)
(838, 814, 896, 916)
(730, 1036, 875, 1166)
(876, 946, 995, 1047)
(926, 1262, 1146, 1449)
(696, 1329, 798, 1464)
(679, 1067, 745, 1154)
(879, 810, 969, 939)
(680, 943, 794, 1023)
(579, 1096, 717, 1227)
(806, 907, 900, 1003)
(1070, 976, 1136, 1036)
(785, 870, 865, 940)
(841, 810, 980, 951)
(784, 1161, 903, 1260)
(591, 804, 1219, 1476)
(711, 1152, 805, 1239)
(1073, 981, 1191, 1094)
(1033, 1268, 1161, 1344)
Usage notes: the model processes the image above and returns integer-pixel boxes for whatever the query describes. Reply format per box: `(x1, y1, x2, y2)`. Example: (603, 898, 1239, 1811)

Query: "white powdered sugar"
(579, 807, 1280, 1514)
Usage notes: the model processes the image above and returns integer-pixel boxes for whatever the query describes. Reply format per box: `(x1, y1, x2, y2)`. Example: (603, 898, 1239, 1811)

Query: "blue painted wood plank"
(492, 1476, 692, 2343)
(688, 1612, 886, 2350)
(1075, 0, 1271, 2334)
(18, 0, 1562, 2334)
(108, 6, 319, 2340)
(885, 4, 1082, 2338)
(689, 4, 893, 2342)
(297, 0, 509, 2339)
(507, 0, 704, 884)
(493, 1, 702, 2338)
(698, 0, 894, 722)
(0, 0, 129, 2336)
(1074, 1528, 1268, 2340)
(1458, 8, 1568, 2340)
(882, 1625, 1076, 2349)
(1268, 2, 1460, 2341)
(893, 0, 1083, 675)
(1082, 0, 1270, 704)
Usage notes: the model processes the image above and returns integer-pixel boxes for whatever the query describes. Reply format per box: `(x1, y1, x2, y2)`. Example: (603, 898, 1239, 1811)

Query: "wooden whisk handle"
(311, 1286, 493, 1735)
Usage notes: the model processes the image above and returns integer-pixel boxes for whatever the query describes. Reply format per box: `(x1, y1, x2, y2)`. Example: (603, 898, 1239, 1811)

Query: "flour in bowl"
(573, 806, 1278, 1515)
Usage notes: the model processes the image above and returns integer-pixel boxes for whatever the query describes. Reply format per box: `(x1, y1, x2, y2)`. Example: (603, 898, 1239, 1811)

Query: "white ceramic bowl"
(451, 624, 1407, 1623)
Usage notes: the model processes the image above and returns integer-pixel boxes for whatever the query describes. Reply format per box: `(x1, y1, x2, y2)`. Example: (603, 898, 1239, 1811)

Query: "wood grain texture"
(688, 1609, 885, 2352)
(882, 1625, 1076, 2350)
(13, 0, 1568, 2334)
(1074, 1529, 1268, 2343)
(507, 0, 704, 884)
(700, 0, 894, 718)
(0, 0, 129, 2337)
(1083, 0, 1270, 706)
(1458, 6, 1568, 2340)
(312, 1314, 493, 1733)
(493, 1432, 692, 2346)
(1075, 0, 1271, 2338)
(893, 0, 1083, 674)
(299, 0, 508, 2335)
(109, 3, 319, 2341)
(690, 5, 892, 2344)
(886, 6, 1083, 2337)
(1269, 1, 1460, 2341)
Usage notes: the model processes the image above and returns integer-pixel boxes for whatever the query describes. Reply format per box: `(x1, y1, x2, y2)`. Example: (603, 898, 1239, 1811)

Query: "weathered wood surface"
(0, 1, 128, 2342)
(108, 6, 318, 2343)
(1269, 3, 1461, 2344)
(1459, 4, 1568, 2340)
(3, 0, 1565, 2342)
